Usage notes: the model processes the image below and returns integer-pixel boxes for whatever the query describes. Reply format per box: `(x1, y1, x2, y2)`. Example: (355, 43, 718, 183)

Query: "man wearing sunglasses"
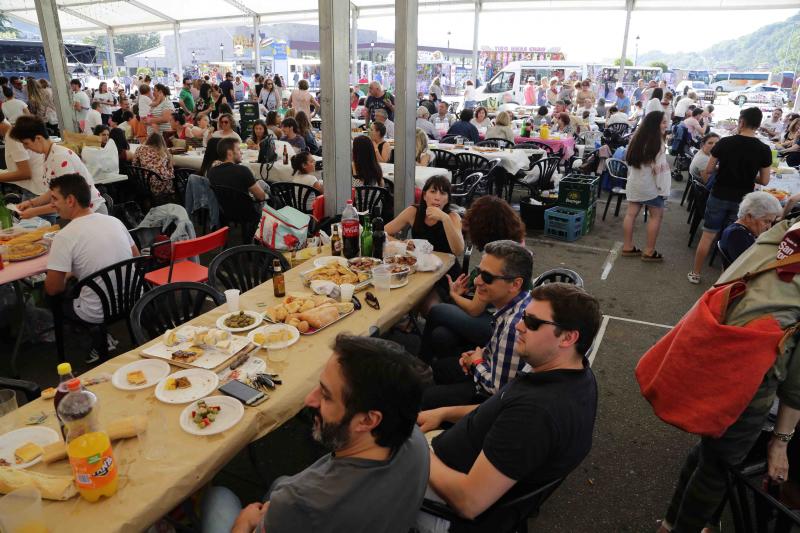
(415, 283, 601, 531)
(421, 240, 534, 410)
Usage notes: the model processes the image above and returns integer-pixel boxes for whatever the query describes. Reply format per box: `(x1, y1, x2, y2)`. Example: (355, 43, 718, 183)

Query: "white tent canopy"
(3, 0, 799, 35)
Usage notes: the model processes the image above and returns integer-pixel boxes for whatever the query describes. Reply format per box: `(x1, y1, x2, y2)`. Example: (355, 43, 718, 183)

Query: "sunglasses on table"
(475, 268, 518, 284)
(522, 312, 567, 331)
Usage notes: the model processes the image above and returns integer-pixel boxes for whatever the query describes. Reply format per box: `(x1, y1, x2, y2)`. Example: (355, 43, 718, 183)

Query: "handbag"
(635, 254, 800, 438)
(254, 204, 310, 251)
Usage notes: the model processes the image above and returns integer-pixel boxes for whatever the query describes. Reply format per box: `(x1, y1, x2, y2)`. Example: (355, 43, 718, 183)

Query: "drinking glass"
(225, 290, 240, 313)
(0, 487, 47, 533)
(371, 266, 391, 294)
(0, 389, 17, 418)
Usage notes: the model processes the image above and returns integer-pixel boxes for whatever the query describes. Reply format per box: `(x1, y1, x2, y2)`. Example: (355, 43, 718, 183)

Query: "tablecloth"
(12, 253, 453, 532)
(514, 135, 575, 160)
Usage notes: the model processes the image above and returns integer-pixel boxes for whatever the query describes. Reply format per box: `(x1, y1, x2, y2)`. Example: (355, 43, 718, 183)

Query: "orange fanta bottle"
(57, 379, 118, 502)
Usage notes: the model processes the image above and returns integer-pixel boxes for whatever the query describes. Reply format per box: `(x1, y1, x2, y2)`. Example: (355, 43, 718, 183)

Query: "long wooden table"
(10, 253, 453, 532)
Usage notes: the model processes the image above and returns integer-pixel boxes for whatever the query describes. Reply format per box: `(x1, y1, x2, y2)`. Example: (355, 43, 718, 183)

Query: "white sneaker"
(687, 272, 701, 284)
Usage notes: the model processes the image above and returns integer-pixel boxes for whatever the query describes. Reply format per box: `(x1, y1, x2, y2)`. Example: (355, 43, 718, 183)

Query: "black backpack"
(258, 136, 277, 165)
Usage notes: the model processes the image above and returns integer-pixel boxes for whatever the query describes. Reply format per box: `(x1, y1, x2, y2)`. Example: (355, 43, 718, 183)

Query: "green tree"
(84, 32, 161, 57)
(0, 14, 20, 37)
(613, 58, 633, 67)
(649, 61, 669, 73)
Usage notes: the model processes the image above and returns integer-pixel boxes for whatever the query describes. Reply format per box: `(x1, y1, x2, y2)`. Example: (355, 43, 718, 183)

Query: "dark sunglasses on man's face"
(476, 268, 517, 285)
(522, 312, 566, 331)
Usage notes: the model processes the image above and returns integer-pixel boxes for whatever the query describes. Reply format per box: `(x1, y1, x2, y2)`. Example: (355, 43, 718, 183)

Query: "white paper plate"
(179, 396, 245, 436)
(112, 359, 171, 391)
(0, 427, 61, 469)
(313, 256, 348, 269)
(216, 311, 263, 333)
(247, 324, 300, 350)
(155, 369, 219, 404)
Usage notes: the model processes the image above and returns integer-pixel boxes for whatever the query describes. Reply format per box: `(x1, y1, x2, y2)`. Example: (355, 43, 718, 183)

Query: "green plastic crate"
(581, 202, 596, 235)
(557, 174, 600, 210)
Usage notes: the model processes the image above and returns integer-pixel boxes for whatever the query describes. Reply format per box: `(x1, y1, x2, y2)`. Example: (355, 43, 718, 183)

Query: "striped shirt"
(472, 290, 533, 394)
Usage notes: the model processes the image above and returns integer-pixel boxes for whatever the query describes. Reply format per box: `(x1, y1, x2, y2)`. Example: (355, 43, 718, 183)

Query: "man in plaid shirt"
(422, 240, 534, 409)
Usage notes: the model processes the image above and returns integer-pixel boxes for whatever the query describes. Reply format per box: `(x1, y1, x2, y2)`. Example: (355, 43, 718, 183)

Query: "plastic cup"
(0, 389, 17, 418)
(371, 266, 392, 294)
(0, 487, 47, 533)
(225, 290, 240, 313)
(339, 283, 355, 302)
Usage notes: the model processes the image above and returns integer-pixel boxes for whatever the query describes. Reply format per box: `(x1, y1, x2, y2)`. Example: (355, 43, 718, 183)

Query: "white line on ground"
(526, 238, 611, 253)
(600, 241, 623, 280)
(587, 315, 610, 367)
(606, 315, 674, 329)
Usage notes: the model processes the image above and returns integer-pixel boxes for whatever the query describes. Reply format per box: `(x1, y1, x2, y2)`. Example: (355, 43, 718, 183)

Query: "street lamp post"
(144, 55, 148, 73)
(634, 35, 640, 66)
(369, 40, 374, 62)
(447, 31, 451, 60)
(220, 43, 224, 62)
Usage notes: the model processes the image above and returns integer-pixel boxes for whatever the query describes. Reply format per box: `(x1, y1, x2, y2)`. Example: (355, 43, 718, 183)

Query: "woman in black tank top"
(370, 121, 392, 163)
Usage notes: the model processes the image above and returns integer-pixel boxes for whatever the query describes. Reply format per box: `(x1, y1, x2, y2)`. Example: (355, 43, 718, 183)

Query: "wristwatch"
(773, 429, 795, 443)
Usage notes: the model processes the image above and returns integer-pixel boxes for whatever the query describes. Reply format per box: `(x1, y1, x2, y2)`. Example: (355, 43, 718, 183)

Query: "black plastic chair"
(717, 240, 734, 270)
(210, 184, 262, 243)
(173, 167, 194, 203)
(354, 186, 390, 219)
(420, 477, 564, 533)
(450, 171, 489, 208)
(439, 135, 458, 144)
(129, 282, 225, 345)
(477, 138, 514, 148)
(431, 148, 459, 174)
(207, 245, 290, 293)
(533, 268, 584, 288)
(604, 122, 630, 138)
(52, 256, 150, 364)
(0, 377, 41, 405)
(727, 464, 800, 533)
(127, 165, 176, 208)
(519, 156, 561, 199)
(455, 152, 492, 184)
(515, 140, 554, 155)
(270, 182, 318, 215)
(603, 158, 629, 221)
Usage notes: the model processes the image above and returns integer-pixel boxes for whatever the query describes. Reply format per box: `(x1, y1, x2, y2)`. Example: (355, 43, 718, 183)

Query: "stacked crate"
(552, 174, 599, 237)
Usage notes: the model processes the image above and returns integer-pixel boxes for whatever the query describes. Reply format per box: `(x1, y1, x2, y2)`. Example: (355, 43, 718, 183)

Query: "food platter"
(179, 396, 244, 436)
(0, 427, 60, 469)
(247, 324, 300, 350)
(155, 368, 219, 404)
(111, 359, 171, 391)
(6, 243, 48, 262)
(215, 310, 264, 333)
(263, 294, 356, 335)
(140, 325, 251, 370)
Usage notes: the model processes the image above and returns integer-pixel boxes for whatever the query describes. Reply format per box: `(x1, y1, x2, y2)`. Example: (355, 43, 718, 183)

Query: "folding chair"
(143, 227, 230, 286)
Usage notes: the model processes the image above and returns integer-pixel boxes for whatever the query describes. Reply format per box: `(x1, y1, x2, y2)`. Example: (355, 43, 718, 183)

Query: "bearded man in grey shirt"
(202, 334, 430, 533)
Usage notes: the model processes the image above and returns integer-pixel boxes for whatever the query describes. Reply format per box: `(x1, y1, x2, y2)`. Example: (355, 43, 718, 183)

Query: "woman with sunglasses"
(209, 113, 241, 143)
(259, 77, 281, 112)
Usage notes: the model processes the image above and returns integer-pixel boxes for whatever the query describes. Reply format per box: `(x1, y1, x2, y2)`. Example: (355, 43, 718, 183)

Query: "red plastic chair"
(144, 227, 230, 286)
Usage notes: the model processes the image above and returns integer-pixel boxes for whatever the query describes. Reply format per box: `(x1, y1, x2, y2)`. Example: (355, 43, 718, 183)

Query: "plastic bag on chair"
(81, 140, 120, 178)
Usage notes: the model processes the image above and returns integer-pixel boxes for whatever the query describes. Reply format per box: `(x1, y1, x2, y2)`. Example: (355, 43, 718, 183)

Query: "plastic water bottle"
(341, 200, 360, 259)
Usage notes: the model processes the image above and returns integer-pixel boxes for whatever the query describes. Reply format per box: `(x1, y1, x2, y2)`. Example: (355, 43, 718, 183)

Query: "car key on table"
(365, 291, 380, 310)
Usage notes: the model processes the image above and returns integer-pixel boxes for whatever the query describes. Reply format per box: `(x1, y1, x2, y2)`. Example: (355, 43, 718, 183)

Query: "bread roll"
(299, 305, 339, 329)
(0, 466, 77, 500)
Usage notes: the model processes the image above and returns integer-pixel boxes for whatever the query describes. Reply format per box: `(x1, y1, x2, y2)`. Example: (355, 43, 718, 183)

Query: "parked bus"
(0, 39, 100, 79)
(672, 69, 711, 85)
(710, 71, 770, 92)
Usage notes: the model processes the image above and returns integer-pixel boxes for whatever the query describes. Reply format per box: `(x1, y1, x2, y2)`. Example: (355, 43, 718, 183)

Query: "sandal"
(621, 246, 642, 257)
(641, 250, 664, 262)
(687, 272, 701, 284)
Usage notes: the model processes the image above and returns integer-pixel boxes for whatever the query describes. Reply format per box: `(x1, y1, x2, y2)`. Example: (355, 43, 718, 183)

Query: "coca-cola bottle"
(341, 200, 360, 259)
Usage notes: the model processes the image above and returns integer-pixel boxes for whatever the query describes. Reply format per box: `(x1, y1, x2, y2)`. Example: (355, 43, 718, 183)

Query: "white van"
(474, 61, 585, 104)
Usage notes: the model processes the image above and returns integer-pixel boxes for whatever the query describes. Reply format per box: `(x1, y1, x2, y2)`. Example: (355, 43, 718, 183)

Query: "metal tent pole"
(394, 0, 418, 216)
(35, 0, 76, 132)
(319, 0, 355, 217)
(617, 0, 635, 87)
(471, 0, 480, 84)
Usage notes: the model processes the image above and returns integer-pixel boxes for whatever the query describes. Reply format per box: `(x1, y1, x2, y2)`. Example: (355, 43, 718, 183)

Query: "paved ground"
(1, 167, 725, 530)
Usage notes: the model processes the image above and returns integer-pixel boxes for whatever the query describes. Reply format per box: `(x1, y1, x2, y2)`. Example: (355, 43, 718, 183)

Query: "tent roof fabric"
(4, 0, 798, 35)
